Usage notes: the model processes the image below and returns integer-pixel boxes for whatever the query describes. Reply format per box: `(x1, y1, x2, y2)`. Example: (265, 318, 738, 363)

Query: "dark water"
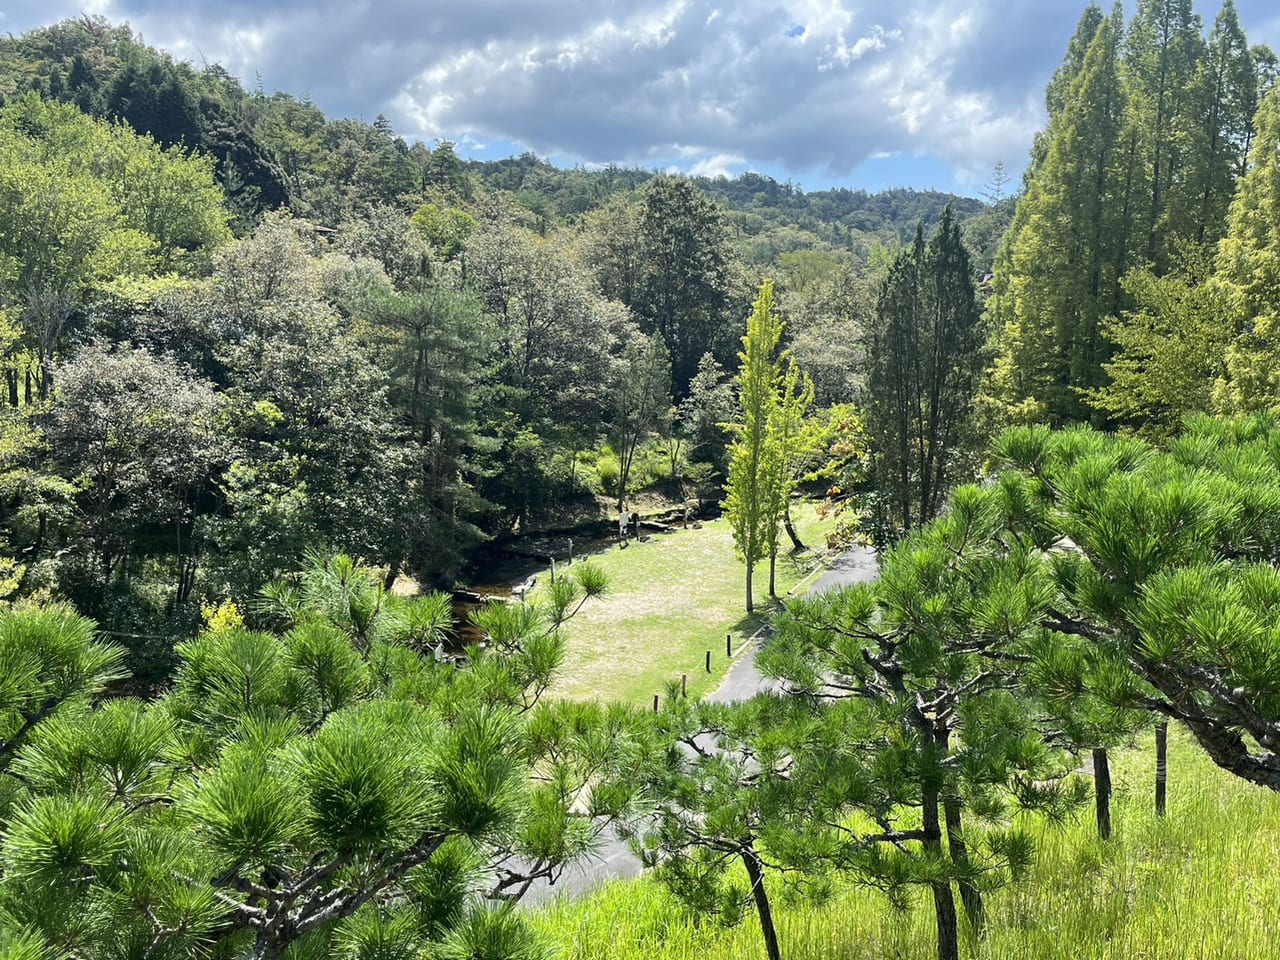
(450, 508, 700, 644)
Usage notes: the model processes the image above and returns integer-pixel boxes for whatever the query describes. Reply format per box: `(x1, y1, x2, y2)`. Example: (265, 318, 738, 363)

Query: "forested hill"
(0, 16, 985, 256)
(0, 14, 999, 690)
(466, 151, 985, 247)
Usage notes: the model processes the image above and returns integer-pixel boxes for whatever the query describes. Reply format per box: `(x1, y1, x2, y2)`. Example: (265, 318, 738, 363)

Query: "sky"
(3, 1, 1279, 197)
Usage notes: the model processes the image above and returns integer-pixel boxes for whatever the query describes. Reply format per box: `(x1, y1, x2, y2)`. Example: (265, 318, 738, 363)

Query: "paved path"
(707, 546, 877, 704)
(522, 544, 878, 904)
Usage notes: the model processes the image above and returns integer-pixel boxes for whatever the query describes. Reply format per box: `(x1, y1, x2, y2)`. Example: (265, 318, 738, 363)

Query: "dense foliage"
(6, 5, 1280, 960)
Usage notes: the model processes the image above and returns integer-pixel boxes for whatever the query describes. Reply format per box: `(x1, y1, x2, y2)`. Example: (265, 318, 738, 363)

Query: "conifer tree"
(993, 416, 1280, 797)
(866, 208, 982, 541)
(763, 488, 1084, 960)
(1180, 0, 1257, 247)
(986, 4, 1106, 368)
(0, 557, 638, 959)
(1211, 83, 1280, 412)
(988, 6, 1129, 424)
(1124, 0, 1206, 271)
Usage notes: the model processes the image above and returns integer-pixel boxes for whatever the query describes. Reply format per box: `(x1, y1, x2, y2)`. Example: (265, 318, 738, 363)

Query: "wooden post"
(1093, 747, 1112, 841)
(727, 634, 732, 657)
(1155, 722, 1168, 817)
(653, 694, 659, 713)
(705, 650, 711, 673)
(681, 674, 687, 698)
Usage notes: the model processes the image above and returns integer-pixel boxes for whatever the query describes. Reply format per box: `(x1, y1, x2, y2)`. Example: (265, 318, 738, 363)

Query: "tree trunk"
(1093, 747, 1112, 841)
(5, 369, 16, 408)
(741, 845, 782, 960)
(923, 782, 960, 960)
(768, 551, 777, 598)
(1155, 722, 1168, 817)
(745, 561, 754, 614)
(943, 797, 983, 932)
(783, 502, 804, 550)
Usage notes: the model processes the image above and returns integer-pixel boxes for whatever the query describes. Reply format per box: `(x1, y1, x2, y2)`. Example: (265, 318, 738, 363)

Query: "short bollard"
(681, 674, 687, 698)
(726, 633, 732, 657)
(705, 650, 711, 673)
(653, 694, 659, 713)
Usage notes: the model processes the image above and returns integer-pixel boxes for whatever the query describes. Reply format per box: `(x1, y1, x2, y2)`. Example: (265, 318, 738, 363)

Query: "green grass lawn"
(530, 729, 1280, 960)
(544, 503, 836, 705)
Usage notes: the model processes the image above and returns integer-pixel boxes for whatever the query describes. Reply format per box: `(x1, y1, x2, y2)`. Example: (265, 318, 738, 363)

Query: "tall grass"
(530, 731, 1280, 959)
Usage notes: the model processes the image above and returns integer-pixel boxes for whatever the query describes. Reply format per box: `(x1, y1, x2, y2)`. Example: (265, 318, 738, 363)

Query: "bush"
(596, 451, 621, 497)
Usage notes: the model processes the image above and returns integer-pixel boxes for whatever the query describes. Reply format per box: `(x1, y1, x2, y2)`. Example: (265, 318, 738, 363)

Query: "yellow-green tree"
(1212, 82, 1280, 412)
(724, 280, 782, 614)
(1084, 245, 1233, 432)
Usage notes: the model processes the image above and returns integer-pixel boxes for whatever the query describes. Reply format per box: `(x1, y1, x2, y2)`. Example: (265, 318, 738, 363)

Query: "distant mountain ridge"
(0, 15, 994, 262)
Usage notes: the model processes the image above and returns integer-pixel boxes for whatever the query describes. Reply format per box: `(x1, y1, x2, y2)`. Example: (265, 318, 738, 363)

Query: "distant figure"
(619, 508, 630, 543)
(568, 538, 574, 564)
(683, 506, 692, 529)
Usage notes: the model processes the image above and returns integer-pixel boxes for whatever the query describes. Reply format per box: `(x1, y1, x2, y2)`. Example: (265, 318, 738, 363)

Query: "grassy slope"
(531, 729, 1280, 959)
(548, 504, 836, 705)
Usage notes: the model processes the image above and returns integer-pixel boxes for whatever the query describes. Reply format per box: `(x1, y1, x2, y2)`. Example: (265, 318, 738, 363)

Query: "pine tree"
(763, 489, 1084, 960)
(993, 416, 1280, 797)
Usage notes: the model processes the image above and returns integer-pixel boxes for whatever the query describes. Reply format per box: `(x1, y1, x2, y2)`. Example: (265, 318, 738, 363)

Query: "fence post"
(653, 694, 659, 713)
(727, 634, 732, 657)
(705, 650, 711, 673)
(681, 674, 687, 698)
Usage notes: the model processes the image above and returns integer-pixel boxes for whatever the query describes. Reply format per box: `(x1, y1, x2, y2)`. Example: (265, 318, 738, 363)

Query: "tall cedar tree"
(1125, 0, 1206, 272)
(866, 208, 982, 541)
(991, 1, 1260, 426)
(987, 6, 1129, 424)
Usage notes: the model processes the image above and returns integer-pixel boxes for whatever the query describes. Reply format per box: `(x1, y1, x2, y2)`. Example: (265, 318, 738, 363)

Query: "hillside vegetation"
(1, 4, 1280, 960)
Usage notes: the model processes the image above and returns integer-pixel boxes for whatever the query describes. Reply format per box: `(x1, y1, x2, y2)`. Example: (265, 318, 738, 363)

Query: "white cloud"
(687, 152, 746, 178)
(4, 0, 1279, 191)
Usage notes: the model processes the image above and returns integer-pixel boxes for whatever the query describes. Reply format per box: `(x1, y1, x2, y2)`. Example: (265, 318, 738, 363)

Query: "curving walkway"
(522, 545, 878, 904)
